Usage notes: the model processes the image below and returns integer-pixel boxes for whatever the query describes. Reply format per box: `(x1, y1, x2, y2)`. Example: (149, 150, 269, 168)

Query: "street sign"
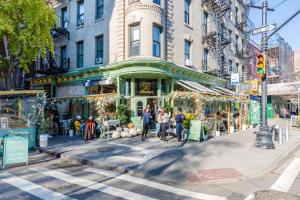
(231, 73, 240, 85)
(252, 24, 276, 35)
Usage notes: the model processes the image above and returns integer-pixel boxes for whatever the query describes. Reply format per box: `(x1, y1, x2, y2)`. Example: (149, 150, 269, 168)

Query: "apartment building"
(30, 0, 249, 118)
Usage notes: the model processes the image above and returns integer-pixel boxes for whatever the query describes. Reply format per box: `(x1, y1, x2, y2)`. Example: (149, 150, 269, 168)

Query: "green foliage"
(183, 112, 195, 129)
(39, 114, 54, 135)
(0, 0, 56, 88)
(297, 115, 300, 129)
(117, 104, 130, 125)
(203, 125, 209, 135)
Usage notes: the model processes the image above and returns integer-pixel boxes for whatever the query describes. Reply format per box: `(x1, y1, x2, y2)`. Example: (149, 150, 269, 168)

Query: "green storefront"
(31, 59, 228, 119)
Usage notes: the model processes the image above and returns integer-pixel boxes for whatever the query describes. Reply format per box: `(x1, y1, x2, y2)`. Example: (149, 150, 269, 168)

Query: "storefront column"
(227, 102, 231, 133)
(130, 78, 135, 97)
(50, 80, 56, 98)
(170, 78, 175, 92)
(84, 86, 89, 119)
(157, 78, 162, 107)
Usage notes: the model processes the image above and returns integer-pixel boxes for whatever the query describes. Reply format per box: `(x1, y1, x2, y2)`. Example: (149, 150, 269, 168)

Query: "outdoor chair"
(100, 120, 120, 140)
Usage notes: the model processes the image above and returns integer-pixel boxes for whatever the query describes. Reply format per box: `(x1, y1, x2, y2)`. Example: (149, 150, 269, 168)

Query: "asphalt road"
(0, 150, 300, 200)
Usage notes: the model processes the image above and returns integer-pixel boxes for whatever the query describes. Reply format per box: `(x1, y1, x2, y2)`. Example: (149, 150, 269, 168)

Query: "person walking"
(175, 108, 185, 145)
(141, 107, 151, 141)
(159, 108, 169, 141)
(84, 116, 95, 142)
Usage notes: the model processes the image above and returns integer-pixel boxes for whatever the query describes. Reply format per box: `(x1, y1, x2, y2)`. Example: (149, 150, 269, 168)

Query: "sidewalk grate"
(52, 160, 85, 173)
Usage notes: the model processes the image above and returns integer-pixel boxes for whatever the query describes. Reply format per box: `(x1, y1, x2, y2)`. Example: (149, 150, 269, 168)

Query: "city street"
(0, 148, 300, 200)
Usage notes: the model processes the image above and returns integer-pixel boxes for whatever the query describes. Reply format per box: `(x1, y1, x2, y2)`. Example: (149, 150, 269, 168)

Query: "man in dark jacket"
(175, 108, 185, 144)
(141, 107, 151, 141)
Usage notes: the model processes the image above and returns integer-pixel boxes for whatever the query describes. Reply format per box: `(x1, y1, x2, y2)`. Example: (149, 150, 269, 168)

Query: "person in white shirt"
(159, 108, 169, 141)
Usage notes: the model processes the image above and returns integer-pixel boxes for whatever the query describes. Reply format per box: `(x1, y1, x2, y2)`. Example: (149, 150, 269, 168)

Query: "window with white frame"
(153, 25, 161, 57)
(77, 0, 84, 26)
(130, 24, 140, 56)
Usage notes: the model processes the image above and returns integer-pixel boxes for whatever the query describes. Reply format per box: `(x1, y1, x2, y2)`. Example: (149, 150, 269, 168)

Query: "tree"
(0, 0, 56, 90)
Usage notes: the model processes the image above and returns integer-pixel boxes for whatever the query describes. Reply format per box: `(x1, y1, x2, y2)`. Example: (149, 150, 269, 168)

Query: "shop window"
(161, 79, 168, 95)
(135, 79, 157, 96)
(125, 79, 131, 96)
(137, 101, 144, 116)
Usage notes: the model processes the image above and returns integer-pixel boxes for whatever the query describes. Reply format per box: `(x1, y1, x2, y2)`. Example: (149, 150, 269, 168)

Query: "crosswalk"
(0, 167, 226, 200)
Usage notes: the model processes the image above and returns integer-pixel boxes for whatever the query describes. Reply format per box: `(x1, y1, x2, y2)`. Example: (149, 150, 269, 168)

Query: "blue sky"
(249, 0, 300, 51)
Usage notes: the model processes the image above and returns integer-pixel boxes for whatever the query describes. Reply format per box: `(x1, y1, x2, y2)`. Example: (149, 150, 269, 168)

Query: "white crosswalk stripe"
(270, 158, 300, 192)
(84, 167, 226, 200)
(30, 167, 158, 200)
(0, 172, 75, 200)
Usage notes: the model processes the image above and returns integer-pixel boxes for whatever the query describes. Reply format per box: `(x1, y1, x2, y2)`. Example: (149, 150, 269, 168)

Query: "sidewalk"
(40, 119, 300, 186)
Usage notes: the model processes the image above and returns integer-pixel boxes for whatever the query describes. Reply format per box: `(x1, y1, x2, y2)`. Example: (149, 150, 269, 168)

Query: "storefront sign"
(2, 134, 29, 169)
(189, 120, 204, 141)
(231, 73, 240, 85)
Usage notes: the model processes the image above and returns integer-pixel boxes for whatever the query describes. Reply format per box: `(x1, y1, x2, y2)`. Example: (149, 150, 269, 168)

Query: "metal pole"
(255, 0, 274, 149)
(261, 0, 268, 130)
(298, 89, 299, 115)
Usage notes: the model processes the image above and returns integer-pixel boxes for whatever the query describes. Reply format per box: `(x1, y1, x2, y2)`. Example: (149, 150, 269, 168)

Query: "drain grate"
(52, 160, 84, 173)
(97, 146, 116, 152)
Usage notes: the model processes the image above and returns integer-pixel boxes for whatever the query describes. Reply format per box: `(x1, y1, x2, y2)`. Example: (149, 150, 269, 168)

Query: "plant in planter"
(117, 104, 130, 126)
(68, 119, 75, 136)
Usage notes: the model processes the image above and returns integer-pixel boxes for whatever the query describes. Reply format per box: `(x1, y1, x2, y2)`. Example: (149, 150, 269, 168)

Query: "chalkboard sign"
(130, 117, 143, 129)
(189, 120, 204, 142)
(2, 135, 28, 169)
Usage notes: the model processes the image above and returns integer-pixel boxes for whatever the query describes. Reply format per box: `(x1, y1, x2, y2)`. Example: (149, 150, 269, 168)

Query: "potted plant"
(68, 119, 75, 137)
(38, 115, 54, 147)
(202, 125, 209, 141)
(117, 104, 129, 127)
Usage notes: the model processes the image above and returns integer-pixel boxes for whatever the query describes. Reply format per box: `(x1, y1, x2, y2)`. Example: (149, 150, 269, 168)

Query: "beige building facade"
(45, 0, 248, 76)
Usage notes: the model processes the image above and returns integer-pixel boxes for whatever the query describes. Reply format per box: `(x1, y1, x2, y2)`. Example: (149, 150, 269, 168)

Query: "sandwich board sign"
(231, 73, 240, 86)
(2, 133, 29, 169)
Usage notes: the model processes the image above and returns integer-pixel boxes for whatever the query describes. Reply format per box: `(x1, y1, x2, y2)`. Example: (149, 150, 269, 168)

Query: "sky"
(249, 0, 300, 51)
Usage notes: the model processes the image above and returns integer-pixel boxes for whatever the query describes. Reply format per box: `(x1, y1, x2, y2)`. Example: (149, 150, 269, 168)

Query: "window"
(77, 41, 84, 68)
(236, 63, 239, 73)
(61, 7, 68, 29)
(153, 25, 161, 57)
(236, 34, 239, 52)
(235, 6, 238, 25)
(60, 46, 68, 69)
(153, 0, 160, 5)
(203, 48, 208, 70)
(96, 0, 104, 20)
(130, 24, 140, 56)
(95, 35, 103, 64)
(184, 0, 190, 24)
(77, 0, 84, 26)
(184, 40, 191, 60)
(229, 60, 233, 72)
(203, 11, 208, 34)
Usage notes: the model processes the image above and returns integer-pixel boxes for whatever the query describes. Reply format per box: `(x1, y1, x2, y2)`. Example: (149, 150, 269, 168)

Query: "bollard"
(274, 125, 280, 141)
(285, 126, 289, 141)
(279, 128, 283, 145)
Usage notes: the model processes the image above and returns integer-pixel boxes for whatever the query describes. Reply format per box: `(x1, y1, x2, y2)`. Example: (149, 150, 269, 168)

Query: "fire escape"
(235, 0, 254, 81)
(202, 0, 231, 78)
(33, 15, 70, 75)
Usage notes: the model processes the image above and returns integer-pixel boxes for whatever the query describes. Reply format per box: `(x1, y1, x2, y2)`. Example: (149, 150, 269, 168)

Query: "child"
(74, 115, 81, 136)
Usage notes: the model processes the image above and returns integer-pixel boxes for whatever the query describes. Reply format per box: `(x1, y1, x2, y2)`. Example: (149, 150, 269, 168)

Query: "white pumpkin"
(129, 129, 137, 136)
(127, 132, 133, 137)
(121, 131, 128, 138)
(137, 128, 142, 135)
(116, 127, 122, 132)
(123, 128, 129, 132)
(112, 131, 121, 139)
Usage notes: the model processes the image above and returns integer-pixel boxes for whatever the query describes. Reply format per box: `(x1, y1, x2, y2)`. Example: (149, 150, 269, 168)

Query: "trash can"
(274, 125, 280, 141)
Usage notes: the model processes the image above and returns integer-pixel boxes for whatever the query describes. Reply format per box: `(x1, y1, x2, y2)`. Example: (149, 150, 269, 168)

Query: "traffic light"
(257, 54, 266, 76)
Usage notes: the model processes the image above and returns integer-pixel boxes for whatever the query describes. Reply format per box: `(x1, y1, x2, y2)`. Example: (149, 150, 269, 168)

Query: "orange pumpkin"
(128, 123, 134, 129)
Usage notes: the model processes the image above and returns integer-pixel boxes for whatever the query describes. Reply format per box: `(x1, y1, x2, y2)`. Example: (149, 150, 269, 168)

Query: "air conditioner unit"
(185, 59, 193, 67)
(77, 19, 84, 26)
(95, 57, 103, 64)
